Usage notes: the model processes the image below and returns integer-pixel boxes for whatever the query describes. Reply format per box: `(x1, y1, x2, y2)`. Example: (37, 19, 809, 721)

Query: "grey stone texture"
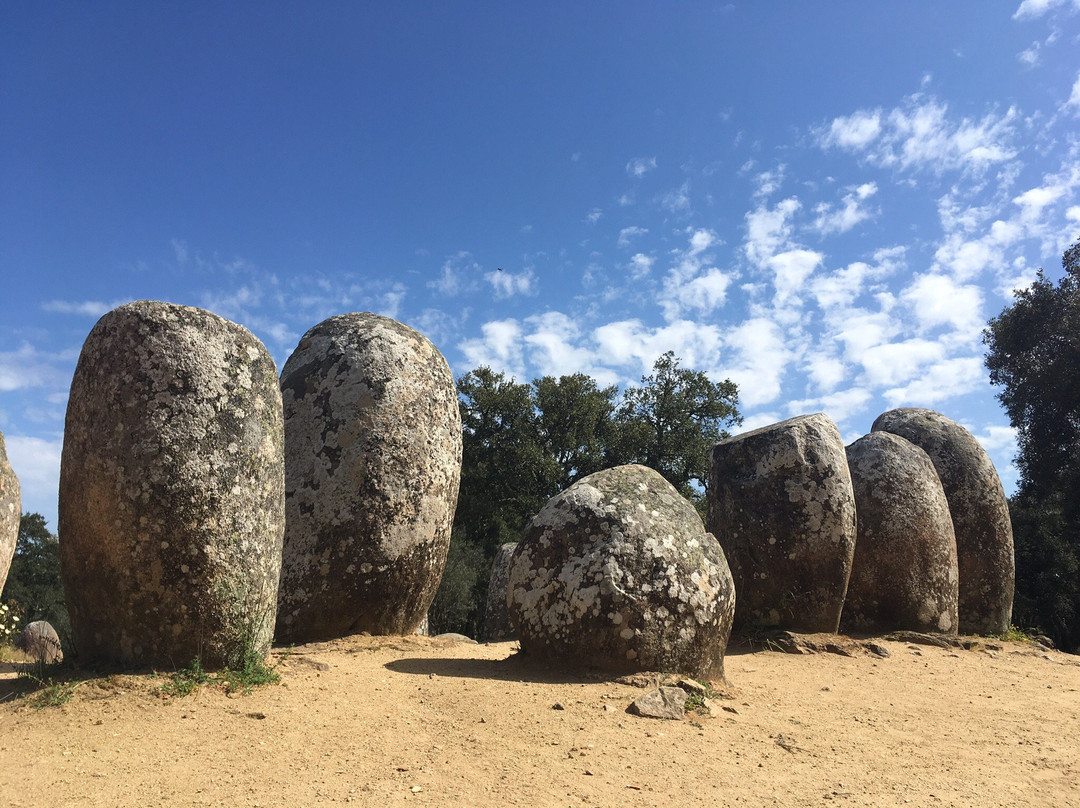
(507, 464, 736, 681)
(707, 413, 856, 634)
(872, 407, 1015, 635)
(0, 430, 20, 598)
(843, 431, 959, 634)
(275, 313, 461, 642)
(16, 620, 63, 664)
(482, 543, 518, 642)
(59, 301, 284, 669)
(627, 687, 688, 720)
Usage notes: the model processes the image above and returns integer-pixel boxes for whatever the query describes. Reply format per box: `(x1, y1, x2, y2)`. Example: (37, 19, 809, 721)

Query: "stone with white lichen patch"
(275, 313, 461, 642)
(707, 413, 856, 634)
(507, 464, 735, 681)
(59, 301, 284, 669)
(842, 431, 959, 635)
(0, 429, 20, 599)
(872, 407, 1014, 635)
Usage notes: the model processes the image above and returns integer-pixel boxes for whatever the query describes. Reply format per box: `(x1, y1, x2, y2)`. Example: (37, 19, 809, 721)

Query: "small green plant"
(25, 676, 77, 709)
(162, 656, 210, 697)
(992, 625, 1038, 644)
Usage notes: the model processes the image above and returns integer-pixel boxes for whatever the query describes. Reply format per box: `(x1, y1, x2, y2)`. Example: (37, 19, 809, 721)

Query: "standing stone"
(843, 432, 959, 634)
(507, 464, 735, 681)
(481, 543, 517, 642)
(872, 408, 1014, 635)
(59, 301, 284, 669)
(15, 620, 63, 664)
(707, 413, 856, 634)
(275, 313, 461, 643)
(0, 430, 20, 598)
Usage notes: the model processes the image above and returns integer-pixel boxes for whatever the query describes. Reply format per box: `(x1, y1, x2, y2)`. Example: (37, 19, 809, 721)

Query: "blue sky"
(3, 2, 1080, 529)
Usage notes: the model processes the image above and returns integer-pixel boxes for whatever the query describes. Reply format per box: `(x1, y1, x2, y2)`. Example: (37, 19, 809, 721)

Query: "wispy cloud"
(1065, 72, 1080, 115)
(42, 299, 131, 317)
(810, 182, 878, 236)
(0, 343, 68, 392)
(428, 251, 480, 296)
(1013, 0, 1080, 20)
(617, 226, 648, 248)
(626, 157, 657, 178)
(486, 268, 537, 298)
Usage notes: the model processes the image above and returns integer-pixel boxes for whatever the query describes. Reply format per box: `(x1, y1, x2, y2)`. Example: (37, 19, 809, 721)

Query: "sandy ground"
(1, 633, 1078, 808)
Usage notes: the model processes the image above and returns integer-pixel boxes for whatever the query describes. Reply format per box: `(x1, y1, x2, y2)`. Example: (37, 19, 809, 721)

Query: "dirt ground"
(1, 633, 1078, 808)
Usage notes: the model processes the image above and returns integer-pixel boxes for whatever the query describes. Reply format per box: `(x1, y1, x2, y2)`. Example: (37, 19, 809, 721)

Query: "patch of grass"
(161, 656, 210, 697)
(26, 677, 77, 709)
(161, 651, 279, 698)
(991, 625, 1039, 644)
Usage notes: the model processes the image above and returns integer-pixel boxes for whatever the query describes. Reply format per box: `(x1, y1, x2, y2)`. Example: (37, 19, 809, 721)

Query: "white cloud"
(1067, 72, 1080, 115)
(733, 412, 783, 435)
(810, 182, 878, 236)
(817, 110, 882, 150)
(1018, 41, 1041, 66)
(626, 157, 657, 178)
(592, 318, 725, 376)
(744, 198, 800, 267)
(858, 338, 944, 388)
(786, 386, 873, 424)
(458, 318, 525, 377)
(723, 317, 792, 407)
(901, 273, 984, 338)
(486, 268, 537, 298)
(4, 434, 62, 524)
(883, 356, 986, 407)
(617, 226, 648, 248)
(522, 312, 618, 385)
(42, 299, 129, 317)
(586, 208, 603, 224)
(753, 166, 787, 199)
(1013, 0, 1080, 19)
(428, 252, 480, 296)
(171, 238, 189, 264)
(803, 354, 847, 392)
(769, 249, 822, 309)
(970, 424, 1019, 455)
(660, 181, 691, 212)
(656, 229, 733, 320)
(817, 98, 1019, 175)
(627, 253, 655, 279)
(0, 343, 67, 392)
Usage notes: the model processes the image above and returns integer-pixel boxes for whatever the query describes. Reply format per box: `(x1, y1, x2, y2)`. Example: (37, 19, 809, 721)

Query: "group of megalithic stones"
(0, 300, 1014, 682)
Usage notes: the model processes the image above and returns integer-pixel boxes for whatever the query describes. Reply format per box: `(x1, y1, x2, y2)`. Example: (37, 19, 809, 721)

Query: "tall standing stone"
(59, 301, 284, 669)
(843, 432, 959, 634)
(507, 465, 736, 681)
(481, 542, 518, 642)
(275, 313, 461, 643)
(872, 407, 1014, 635)
(0, 430, 20, 598)
(707, 413, 856, 633)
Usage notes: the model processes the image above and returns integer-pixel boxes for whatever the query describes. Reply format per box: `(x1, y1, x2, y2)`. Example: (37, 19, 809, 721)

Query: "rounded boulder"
(872, 408, 1014, 635)
(59, 301, 285, 669)
(0, 430, 20, 597)
(276, 313, 461, 642)
(16, 620, 63, 664)
(707, 413, 856, 633)
(507, 464, 735, 681)
(843, 432, 959, 634)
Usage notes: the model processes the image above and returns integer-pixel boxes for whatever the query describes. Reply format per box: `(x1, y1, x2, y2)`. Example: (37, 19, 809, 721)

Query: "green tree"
(2, 513, 70, 644)
(534, 373, 619, 492)
(614, 351, 742, 506)
(984, 237, 1080, 651)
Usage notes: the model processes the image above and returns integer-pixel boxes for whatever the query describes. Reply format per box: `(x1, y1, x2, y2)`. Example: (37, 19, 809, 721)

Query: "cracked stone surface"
(507, 464, 735, 681)
(0, 430, 20, 598)
(872, 407, 1014, 635)
(276, 313, 461, 643)
(843, 431, 959, 635)
(707, 413, 856, 634)
(59, 301, 285, 669)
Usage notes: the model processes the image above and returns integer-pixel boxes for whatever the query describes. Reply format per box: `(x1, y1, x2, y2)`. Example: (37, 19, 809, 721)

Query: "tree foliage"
(984, 238, 1080, 651)
(429, 355, 741, 636)
(1, 513, 70, 644)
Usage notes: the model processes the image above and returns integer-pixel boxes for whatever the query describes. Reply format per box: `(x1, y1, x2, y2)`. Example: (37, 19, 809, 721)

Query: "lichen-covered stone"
(872, 408, 1014, 635)
(482, 543, 517, 642)
(507, 465, 735, 681)
(707, 413, 856, 633)
(843, 432, 959, 635)
(59, 301, 284, 669)
(15, 620, 63, 664)
(275, 313, 461, 642)
(0, 430, 20, 598)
